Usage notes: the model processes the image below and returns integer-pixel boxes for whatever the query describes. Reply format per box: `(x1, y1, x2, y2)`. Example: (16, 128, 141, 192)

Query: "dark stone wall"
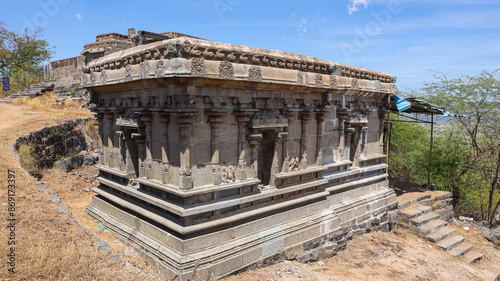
(14, 118, 92, 171)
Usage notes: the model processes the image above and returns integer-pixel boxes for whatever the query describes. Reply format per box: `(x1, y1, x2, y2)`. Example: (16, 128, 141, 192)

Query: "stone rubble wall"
(14, 118, 95, 171)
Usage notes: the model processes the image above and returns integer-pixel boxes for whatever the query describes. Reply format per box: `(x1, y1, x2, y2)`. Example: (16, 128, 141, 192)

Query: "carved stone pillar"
(350, 126, 361, 167)
(344, 127, 355, 162)
(236, 115, 250, 181)
(96, 112, 105, 165)
(178, 116, 193, 190)
(272, 132, 287, 184)
(300, 112, 311, 169)
(316, 112, 325, 166)
(140, 114, 152, 179)
(106, 112, 114, 167)
(282, 111, 298, 172)
(248, 134, 262, 179)
(124, 132, 136, 176)
(116, 131, 125, 171)
(379, 107, 389, 155)
(281, 129, 290, 173)
(337, 108, 349, 162)
(133, 134, 146, 178)
(111, 111, 120, 169)
(208, 113, 224, 185)
(361, 126, 368, 158)
(159, 114, 170, 184)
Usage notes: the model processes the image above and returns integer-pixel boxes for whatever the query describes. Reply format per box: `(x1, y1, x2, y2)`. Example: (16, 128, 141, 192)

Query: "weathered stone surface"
(14, 118, 93, 174)
(54, 154, 85, 173)
(84, 29, 398, 279)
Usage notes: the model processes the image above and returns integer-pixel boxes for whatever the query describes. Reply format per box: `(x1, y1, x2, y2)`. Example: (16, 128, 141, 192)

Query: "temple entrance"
(258, 130, 276, 186)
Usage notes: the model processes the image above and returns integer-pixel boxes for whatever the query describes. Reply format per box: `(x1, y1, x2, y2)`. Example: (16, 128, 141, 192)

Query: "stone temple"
(83, 29, 399, 279)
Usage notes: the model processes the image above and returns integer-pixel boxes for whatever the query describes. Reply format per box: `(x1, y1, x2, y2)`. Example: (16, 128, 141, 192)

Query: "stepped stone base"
(86, 182, 397, 280)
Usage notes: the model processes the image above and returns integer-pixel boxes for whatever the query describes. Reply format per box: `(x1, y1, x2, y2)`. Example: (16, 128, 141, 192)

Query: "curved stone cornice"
(85, 37, 397, 84)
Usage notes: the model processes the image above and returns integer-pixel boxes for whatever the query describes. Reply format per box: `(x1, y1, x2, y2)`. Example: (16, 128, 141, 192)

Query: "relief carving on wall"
(238, 159, 247, 180)
(191, 58, 206, 77)
(139, 61, 150, 79)
(89, 72, 95, 85)
(125, 65, 133, 81)
(329, 75, 337, 88)
(101, 70, 107, 83)
(289, 157, 300, 171)
(221, 166, 236, 184)
(154, 61, 165, 78)
(161, 162, 169, 184)
(248, 66, 262, 82)
(352, 78, 359, 89)
(315, 74, 323, 87)
(118, 154, 125, 171)
(218, 61, 234, 79)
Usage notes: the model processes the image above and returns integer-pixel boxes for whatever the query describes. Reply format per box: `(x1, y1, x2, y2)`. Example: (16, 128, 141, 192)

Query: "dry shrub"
(52, 99, 85, 110)
(18, 142, 42, 178)
(53, 112, 75, 126)
(81, 119, 99, 141)
(12, 92, 55, 111)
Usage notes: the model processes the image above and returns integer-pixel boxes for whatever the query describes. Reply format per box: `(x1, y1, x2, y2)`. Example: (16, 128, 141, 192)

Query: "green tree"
(422, 70, 500, 224)
(0, 21, 54, 93)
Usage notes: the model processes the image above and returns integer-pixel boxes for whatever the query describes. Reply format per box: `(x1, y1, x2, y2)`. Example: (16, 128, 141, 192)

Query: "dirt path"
(224, 226, 500, 281)
(0, 102, 499, 280)
(0, 103, 161, 280)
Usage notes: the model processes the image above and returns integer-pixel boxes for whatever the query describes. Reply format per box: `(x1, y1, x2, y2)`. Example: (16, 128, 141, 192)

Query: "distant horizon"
(1, 0, 499, 91)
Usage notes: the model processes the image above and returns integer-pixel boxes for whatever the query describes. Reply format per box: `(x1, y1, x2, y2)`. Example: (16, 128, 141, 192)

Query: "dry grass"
(0, 103, 163, 280)
(17, 142, 41, 178)
(80, 119, 99, 142)
(13, 92, 55, 111)
(12, 92, 86, 112)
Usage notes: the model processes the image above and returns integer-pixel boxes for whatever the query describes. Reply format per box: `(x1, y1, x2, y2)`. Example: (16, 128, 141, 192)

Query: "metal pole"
(428, 113, 434, 184)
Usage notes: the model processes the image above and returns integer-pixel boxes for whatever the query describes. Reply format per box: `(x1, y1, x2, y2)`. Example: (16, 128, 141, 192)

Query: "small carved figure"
(289, 157, 300, 171)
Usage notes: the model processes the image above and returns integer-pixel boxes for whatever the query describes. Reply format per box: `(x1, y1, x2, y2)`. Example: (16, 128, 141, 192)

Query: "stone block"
(82, 29, 399, 278)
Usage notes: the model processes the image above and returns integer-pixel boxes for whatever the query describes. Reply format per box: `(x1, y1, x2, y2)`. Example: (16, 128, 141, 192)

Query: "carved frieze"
(89, 72, 95, 85)
(221, 166, 236, 184)
(101, 70, 107, 83)
(125, 65, 133, 81)
(352, 78, 359, 89)
(219, 61, 234, 79)
(116, 112, 140, 127)
(289, 157, 300, 171)
(191, 58, 206, 77)
(166, 39, 191, 58)
(139, 61, 150, 79)
(248, 66, 262, 82)
(249, 114, 288, 129)
(155, 61, 165, 78)
(315, 74, 323, 87)
(329, 75, 337, 88)
(85, 38, 397, 85)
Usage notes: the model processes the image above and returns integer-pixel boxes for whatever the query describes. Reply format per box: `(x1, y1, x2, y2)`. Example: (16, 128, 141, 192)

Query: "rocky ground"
(0, 101, 499, 280)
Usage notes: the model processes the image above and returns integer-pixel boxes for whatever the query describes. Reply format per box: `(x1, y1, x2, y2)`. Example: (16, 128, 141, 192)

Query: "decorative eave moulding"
(82, 37, 398, 94)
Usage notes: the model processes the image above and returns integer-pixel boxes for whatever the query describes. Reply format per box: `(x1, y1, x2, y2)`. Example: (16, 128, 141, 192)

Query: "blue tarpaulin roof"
(390, 95, 456, 117)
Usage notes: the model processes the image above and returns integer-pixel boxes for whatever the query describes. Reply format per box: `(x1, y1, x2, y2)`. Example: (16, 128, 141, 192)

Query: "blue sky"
(1, 0, 500, 90)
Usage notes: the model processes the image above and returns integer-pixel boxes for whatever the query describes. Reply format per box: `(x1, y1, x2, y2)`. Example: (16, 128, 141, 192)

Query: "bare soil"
(0, 102, 499, 280)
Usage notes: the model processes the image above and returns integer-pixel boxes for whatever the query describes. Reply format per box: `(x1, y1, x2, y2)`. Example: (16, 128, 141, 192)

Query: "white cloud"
(348, 0, 371, 14)
(76, 14, 82, 21)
